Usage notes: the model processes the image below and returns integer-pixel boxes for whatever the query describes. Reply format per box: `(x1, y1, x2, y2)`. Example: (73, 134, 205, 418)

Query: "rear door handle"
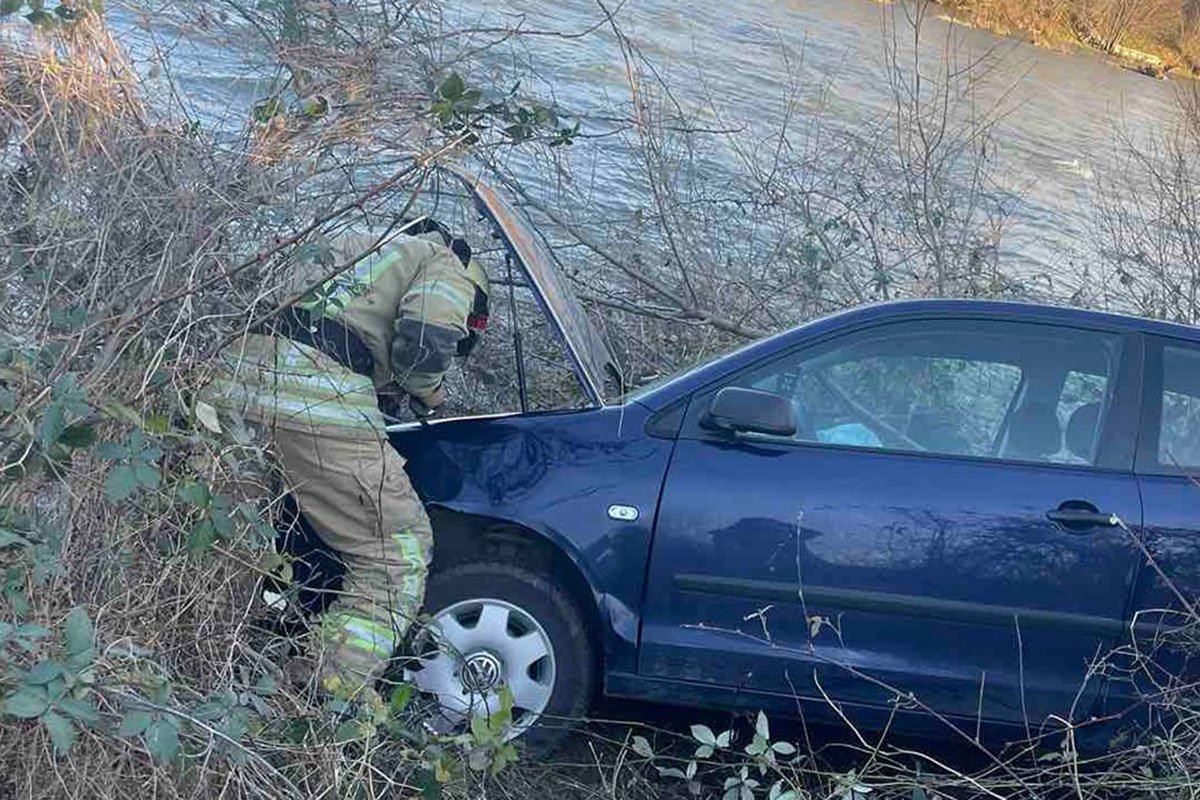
(1046, 506, 1120, 531)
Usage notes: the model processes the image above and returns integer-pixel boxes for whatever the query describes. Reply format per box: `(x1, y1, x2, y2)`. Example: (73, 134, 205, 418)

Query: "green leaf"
(334, 721, 364, 742)
(210, 504, 233, 538)
(695, 744, 714, 759)
(64, 607, 93, 657)
(50, 373, 87, 415)
(631, 734, 654, 759)
(439, 73, 465, 100)
(42, 710, 76, 753)
(772, 740, 797, 756)
(254, 672, 277, 696)
(0, 386, 15, 413)
(133, 462, 159, 489)
(176, 482, 211, 507)
(37, 402, 66, 447)
(50, 305, 86, 330)
(0, 529, 30, 548)
(389, 683, 413, 714)
(94, 441, 127, 460)
(220, 707, 249, 742)
(59, 424, 96, 449)
(117, 710, 153, 737)
(299, 94, 329, 118)
(0, 0, 24, 17)
(252, 97, 285, 124)
(25, 8, 55, 26)
(503, 123, 531, 142)
(911, 788, 928, 800)
(56, 697, 99, 725)
(4, 687, 48, 718)
(104, 465, 138, 502)
(431, 100, 453, 124)
(145, 718, 180, 762)
(187, 521, 216, 556)
(191, 691, 233, 720)
(755, 711, 770, 741)
(100, 401, 142, 427)
(193, 400, 221, 434)
(416, 768, 442, 800)
(26, 660, 64, 685)
(469, 710, 487, 740)
(691, 723, 717, 746)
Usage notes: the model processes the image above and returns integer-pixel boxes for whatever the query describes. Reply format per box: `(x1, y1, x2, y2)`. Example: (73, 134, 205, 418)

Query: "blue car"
(286, 174, 1200, 749)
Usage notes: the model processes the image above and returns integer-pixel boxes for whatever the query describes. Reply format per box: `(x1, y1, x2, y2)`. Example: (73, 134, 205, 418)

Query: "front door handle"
(1046, 503, 1120, 532)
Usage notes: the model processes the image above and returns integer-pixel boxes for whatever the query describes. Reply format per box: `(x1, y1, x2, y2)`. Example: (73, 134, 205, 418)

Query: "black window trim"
(679, 316, 1143, 474)
(1136, 333, 1200, 478)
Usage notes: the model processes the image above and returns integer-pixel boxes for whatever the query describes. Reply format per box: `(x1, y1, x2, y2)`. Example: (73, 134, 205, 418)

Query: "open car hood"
(440, 165, 620, 406)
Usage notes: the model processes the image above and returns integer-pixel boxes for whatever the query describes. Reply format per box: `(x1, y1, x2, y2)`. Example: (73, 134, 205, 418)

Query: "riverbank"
(930, 0, 1199, 80)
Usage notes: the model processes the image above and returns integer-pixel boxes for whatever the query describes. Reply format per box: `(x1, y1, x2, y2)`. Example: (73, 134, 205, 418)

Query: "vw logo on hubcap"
(461, 651, 503, 693)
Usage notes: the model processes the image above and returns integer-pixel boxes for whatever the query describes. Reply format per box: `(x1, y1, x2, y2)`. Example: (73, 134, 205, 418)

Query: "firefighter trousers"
(201, 333, 432, 692)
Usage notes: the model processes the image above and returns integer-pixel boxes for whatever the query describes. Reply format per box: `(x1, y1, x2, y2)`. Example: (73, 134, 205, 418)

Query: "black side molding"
(674, 574, 1174, 639)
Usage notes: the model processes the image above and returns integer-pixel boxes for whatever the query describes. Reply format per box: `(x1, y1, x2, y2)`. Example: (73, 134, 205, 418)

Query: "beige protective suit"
(202, 231, 485, 693)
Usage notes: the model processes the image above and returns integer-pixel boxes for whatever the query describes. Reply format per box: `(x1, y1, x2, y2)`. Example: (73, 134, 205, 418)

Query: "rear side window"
(1158, 345, 1200, 470)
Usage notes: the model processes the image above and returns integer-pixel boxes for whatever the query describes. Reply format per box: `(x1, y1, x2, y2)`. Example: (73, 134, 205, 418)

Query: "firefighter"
(200, 222, 490, 698)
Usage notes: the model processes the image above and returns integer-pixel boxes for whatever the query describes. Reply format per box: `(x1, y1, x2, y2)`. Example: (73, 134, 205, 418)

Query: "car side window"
(820, 355, 1020, 456)
(1157, 345, 1200, 470)
(732, 320, 1122, 465)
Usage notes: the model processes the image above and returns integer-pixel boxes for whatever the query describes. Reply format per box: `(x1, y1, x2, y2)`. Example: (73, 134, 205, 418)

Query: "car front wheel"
(406, 559, 595, 751)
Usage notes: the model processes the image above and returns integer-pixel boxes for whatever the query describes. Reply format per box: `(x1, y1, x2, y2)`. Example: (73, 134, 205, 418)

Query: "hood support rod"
(506, 252, 529, 414)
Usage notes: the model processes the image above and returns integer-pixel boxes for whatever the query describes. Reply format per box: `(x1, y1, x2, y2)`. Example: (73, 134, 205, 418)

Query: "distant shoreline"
(920, 0, 1198, 82)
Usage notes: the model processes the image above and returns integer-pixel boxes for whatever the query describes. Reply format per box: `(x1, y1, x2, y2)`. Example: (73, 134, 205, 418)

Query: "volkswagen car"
(286, 169, 1200, 751)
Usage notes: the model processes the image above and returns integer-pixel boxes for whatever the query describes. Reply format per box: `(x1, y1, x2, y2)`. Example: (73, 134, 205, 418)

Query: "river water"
(103, 0, 1182, 281)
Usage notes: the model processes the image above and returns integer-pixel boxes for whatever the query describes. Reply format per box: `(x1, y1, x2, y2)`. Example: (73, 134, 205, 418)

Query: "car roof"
(632, 298, 1200, 410)
(822, 298, 1200, 338)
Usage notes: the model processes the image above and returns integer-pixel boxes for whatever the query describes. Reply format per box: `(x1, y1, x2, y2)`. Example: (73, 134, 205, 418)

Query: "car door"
(1122, 336, 1200, 711)
(639, 317, 1144, 727)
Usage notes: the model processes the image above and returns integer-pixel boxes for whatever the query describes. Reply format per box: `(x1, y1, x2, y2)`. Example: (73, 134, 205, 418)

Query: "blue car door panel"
(1125, 337, 1200, 711)
(639, 318, 1144, 728)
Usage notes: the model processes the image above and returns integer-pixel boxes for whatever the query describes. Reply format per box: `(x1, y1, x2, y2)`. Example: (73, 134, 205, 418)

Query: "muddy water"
(104, 0, 1181, 277)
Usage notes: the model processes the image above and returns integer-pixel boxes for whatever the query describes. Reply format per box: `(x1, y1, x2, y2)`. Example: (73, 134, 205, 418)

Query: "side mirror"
(703, 387, 797, 437)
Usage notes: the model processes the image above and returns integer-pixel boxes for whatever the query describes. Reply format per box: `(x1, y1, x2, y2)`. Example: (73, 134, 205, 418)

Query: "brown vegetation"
(937, 0, 1200, 74)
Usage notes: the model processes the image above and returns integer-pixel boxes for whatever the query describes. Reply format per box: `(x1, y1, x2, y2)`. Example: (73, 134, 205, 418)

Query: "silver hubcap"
(407, 598, 556, 737)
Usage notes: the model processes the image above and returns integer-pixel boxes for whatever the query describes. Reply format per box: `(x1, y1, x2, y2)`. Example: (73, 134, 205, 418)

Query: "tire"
(413, 559, 596, 753)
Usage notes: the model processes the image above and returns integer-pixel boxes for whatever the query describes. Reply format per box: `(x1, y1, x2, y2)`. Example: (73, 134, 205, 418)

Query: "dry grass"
(0, 12, 466, 799)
